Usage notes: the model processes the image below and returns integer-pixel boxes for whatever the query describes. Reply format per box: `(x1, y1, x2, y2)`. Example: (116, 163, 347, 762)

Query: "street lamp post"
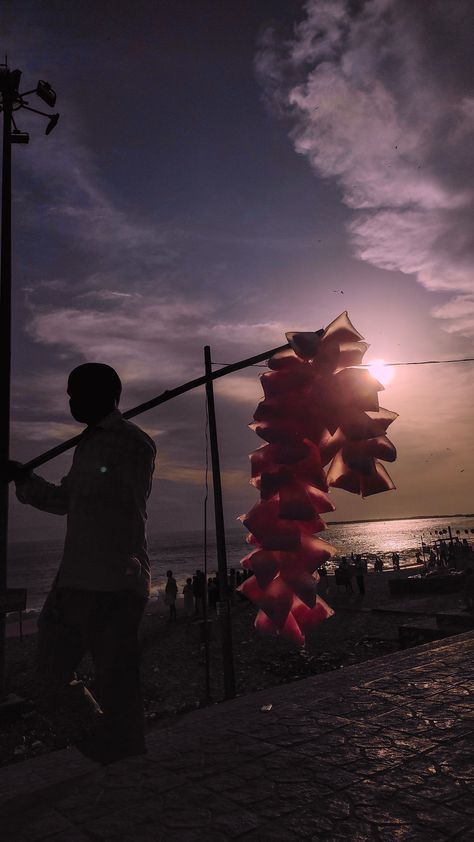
(0, 62, 59, 700)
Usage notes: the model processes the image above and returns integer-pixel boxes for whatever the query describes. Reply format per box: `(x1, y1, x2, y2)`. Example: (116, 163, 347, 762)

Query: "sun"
(367, 358, 395, 387)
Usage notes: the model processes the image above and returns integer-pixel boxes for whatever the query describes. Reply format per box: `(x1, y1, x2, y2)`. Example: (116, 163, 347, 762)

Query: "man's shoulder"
(114, 417, 157, 456)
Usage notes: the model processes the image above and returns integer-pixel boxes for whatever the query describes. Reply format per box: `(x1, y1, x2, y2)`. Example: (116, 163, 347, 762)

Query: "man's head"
(67, 363, 122, 425)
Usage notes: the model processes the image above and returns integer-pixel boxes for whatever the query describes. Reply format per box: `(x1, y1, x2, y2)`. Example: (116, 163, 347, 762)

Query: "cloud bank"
(256, 0, 474, 335)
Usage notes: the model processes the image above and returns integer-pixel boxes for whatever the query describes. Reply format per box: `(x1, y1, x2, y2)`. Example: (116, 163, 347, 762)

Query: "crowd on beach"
(421, 535, 473, 569)
(162, 534, 474, 621)
(162, 552, 408, 619)
(163, 567, 254, 621)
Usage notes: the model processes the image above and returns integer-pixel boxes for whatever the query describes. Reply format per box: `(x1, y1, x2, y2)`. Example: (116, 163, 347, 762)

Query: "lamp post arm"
(17, 103, 50, 118)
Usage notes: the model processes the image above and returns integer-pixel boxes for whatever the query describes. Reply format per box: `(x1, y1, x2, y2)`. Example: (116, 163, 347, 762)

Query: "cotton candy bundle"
(238, 312, 398, 646)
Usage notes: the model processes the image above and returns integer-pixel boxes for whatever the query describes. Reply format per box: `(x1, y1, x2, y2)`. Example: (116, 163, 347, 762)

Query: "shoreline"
(4, 561, 426, 639)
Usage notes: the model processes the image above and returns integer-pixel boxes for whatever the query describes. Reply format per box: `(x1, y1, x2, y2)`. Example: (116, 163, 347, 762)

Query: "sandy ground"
(2, 563, 468, 767)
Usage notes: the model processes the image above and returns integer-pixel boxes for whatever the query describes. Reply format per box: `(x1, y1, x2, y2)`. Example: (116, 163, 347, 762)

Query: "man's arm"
(118, 438, 156, 509)
(15, 470, 70, 516)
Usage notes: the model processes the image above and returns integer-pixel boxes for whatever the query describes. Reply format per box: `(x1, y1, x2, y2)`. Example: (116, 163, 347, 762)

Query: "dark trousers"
(37, 584, 147, 754)
(356, 575, 365, 595)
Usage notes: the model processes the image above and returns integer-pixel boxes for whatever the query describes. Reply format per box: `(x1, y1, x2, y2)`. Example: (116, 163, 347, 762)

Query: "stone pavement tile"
(428, 685, 473, 702)
(373, 764, 468, 801)
(223, 777, 277, 807)
(343, 724, 436, 754)
(158, 752, 209, 777)
(447, 793, 474, 818)
(200, 770, 245, 791)
(261, 757, 325, 787)
(273, 780, 323, 811)
(412, 745, 474, 784)
(226, 759, 268, 781)
(0, 746, 96, 807)
(395, 796, 469, 836)
(117, 797, 165, 825)
(292, 730, 415, 776)
(31, 831, 90, 842)
(244, 720, 323, 748)
(237, 822, 301, 841)
(299, 758, 363, 789)
(370, 707, 473, 739)
(303, 713, 353, 730)
(376, 827, 447, 841)
(161, 805, 213, 830)
(284, 810, 375, 841)
(325, 694, 401, 719)
(210, 806, 263, 837)
(2, 807, 82, 842)
(120, 827, 204, 842)
(252, 796, 306, 820)
(161, 783, 221, 811)
(135, 769, 187, 795)
(54, 793, 120, 828)
(83, 812, 136, 840)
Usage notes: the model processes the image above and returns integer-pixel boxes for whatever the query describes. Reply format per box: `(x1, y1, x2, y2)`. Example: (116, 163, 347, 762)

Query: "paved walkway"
(1, 631, 473, 841)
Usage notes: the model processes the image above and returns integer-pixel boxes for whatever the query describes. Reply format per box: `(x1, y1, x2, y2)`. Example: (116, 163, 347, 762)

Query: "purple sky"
(3, 0, 473, 542)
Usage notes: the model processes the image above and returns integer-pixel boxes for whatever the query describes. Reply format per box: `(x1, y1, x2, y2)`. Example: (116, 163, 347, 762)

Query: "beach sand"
(2, 563, 468, 767)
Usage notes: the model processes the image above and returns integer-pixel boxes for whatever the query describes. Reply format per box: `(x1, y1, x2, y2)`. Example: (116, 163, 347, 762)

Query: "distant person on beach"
(193, 569, 205, 615)
(208, 576, 218, 611)
(373, 555, 383, 573)
(8, 363, 156, 764)
(183, 578, 194, 619)
(391, 552, 400, 571)
(338, 557, 353, 592)
(165, 570, 178, 621)
(318, 564, 329, 596)
(354, 555, 366, 595)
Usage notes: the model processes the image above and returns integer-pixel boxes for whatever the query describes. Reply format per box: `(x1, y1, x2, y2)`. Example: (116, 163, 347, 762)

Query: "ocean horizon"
(7, 514, 474, 614)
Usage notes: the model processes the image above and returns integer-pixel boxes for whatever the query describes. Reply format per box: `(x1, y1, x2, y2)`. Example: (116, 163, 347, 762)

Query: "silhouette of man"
(10, 363, 156, 763)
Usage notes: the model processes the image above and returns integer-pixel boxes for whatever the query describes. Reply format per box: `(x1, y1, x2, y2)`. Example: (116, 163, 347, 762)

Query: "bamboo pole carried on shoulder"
(18, 342, 290, 474)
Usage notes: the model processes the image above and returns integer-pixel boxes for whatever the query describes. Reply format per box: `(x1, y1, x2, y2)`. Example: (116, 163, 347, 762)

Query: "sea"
(6, 515, 474, 617)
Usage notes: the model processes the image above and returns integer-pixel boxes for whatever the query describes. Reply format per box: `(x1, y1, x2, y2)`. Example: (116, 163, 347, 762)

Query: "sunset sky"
(3, 0, 473, 542)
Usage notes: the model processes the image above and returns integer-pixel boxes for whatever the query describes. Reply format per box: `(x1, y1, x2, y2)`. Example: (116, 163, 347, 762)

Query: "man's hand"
(2, 460, 31, 484)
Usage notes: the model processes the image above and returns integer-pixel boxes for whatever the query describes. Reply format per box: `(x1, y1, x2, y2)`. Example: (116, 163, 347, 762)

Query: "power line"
(212, 357, 474, 369)
(369, 357, 474, 367)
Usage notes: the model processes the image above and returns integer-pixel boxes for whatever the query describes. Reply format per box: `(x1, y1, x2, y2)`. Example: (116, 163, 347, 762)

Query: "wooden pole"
(204, 345, 235, 700)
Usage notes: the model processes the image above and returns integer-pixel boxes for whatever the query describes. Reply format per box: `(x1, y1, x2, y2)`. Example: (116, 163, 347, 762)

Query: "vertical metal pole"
(204, 346, 235, 699)
(202, 483, 211, 703)
(0, 81, 12, 698)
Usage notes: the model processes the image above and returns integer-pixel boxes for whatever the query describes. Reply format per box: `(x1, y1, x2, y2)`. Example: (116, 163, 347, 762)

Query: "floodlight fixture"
(45, 112, 59, 135)
(36, 79, 56, 108)
(11, 130, 29, 144)
(0, 66, 21, 95)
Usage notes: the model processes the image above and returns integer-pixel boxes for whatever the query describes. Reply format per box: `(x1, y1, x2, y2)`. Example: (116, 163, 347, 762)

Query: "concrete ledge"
(389, 572, 466, 596)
